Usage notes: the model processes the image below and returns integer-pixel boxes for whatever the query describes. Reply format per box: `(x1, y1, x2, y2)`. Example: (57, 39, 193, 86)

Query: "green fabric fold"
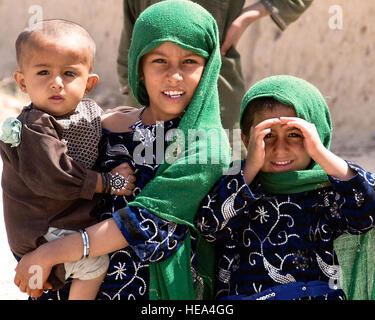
(127, 0, 231, 300)
(260, 170, 331, 194)
(334, 230, 375, 300)
(239, 75, 332, 194)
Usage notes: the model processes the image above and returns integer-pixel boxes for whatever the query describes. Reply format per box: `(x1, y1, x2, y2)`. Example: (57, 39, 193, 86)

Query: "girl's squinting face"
(140, 42, 206, 122)
(253, 105, 311, 173)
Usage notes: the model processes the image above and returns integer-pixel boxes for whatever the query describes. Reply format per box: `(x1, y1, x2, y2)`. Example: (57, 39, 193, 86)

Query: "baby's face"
(253, 105, 311, 173)
(15, 34, 94, 116)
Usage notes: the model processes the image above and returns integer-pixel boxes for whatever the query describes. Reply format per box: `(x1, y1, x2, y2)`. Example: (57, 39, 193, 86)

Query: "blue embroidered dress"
(195, 160, 375, 300)
(35, 112, 193, 300)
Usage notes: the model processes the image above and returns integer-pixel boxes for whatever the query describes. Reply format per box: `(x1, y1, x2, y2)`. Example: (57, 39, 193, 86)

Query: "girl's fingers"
(28, 288, 43, 298)
(125, 182, 136, 191)
(14, 276, 21, 289)
(249, 118, 280, 138)
(254, 118, 281, 131)
(248, 118, 281, 136)
(280, 117, 303, 126)
(280, 117, 311, 129)
(250, 126, 270, 141)
(257, 128, 271, 141)
(127, 174, 136, 183)
(279, 116, 305, 122)
(44, 281, 53, 290)
(279, 117, 314, 135)
(249, 128, 270, 157)
(16, 279, 27, 293)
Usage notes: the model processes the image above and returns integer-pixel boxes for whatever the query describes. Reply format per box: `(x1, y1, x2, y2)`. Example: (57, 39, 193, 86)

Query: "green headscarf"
(239, 75, 332, 194)
(127, 0, 231, 299)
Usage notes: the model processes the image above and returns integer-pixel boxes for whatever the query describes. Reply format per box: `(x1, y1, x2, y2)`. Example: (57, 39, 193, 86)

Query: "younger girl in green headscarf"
(13, 0, 230, 300)
(195, 75, 375, 300)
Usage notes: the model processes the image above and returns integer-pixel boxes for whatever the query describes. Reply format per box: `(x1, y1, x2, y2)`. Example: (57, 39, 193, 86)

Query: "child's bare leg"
(68, 272, 106, 300)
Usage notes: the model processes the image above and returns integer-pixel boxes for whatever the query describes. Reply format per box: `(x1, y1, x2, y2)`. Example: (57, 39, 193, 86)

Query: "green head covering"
(127, 0, 231, 299)
(240, 75, 332, 194)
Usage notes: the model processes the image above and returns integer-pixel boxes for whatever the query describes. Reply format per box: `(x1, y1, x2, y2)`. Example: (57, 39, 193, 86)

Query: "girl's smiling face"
(140, 42, 206, 123)
(253, 105, 312, 173)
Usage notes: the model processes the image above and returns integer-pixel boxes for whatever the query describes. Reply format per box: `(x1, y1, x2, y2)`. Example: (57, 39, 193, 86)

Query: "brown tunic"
(0, 99, 101, 258)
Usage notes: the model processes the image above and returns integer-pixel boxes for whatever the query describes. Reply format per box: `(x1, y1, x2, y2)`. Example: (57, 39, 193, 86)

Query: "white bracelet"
(79, 229, 90, 259)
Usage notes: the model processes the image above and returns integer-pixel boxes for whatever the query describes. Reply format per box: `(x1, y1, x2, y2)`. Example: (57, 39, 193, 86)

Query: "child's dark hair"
(15, 19, 96, 72)
(240, 97, 294, 135)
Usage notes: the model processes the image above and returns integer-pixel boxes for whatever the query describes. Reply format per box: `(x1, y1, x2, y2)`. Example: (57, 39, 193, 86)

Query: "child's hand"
(243, 118, 281, 184)
(14, 249, 53, 298)
(280, 117, 355, 180)
(246, 118, 282, 169)
(109, 162, 136, 196)
(279, 117, 325, 160)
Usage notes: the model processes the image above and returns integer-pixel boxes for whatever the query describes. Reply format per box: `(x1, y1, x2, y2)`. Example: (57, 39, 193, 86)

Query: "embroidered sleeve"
(195, 166, 259, 242)
(326, 161, 375, 235)
(112, 206, 188, 263)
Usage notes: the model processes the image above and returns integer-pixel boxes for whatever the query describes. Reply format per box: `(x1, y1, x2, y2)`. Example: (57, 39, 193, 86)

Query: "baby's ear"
(85, 74, 99, 95)
(13, 71, 27, 93)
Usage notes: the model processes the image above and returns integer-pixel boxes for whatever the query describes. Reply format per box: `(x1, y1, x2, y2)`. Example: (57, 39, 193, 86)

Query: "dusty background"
(0, 0, 374, 299)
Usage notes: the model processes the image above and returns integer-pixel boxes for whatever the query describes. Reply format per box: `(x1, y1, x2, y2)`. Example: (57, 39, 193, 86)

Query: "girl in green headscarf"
(13, 0, 230, 300)
(195, 75, 375, 300)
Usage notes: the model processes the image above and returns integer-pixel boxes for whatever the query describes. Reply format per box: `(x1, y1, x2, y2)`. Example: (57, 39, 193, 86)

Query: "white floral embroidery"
(111, 262, 127, 280)
(101, 250, 148, 300)
(252, 206, 270, 224)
